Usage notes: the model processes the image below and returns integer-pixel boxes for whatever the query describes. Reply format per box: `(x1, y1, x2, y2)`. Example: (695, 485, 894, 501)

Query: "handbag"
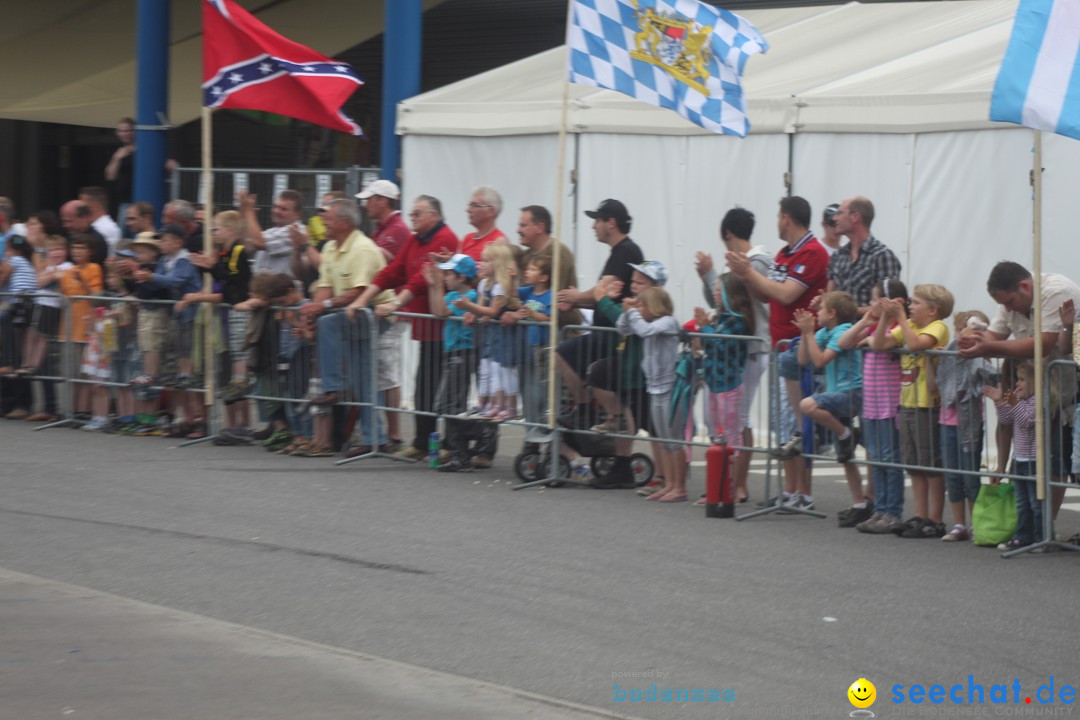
(971, 482, 1018, 546)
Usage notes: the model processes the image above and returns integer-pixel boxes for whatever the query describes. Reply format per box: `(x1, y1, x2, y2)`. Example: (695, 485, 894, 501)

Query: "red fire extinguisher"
(705, 427, 735, 518)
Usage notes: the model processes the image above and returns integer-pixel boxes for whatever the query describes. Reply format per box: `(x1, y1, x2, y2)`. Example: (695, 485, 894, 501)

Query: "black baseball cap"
(584, 199, 631, 225)
(823, 203, 840, 225)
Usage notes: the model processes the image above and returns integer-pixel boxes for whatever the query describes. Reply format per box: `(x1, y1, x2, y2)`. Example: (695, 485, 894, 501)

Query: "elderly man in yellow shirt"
(298, 198, 395, 453)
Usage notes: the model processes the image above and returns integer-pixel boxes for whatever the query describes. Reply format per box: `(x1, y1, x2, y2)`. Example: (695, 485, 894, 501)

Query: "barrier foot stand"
(735, 497, 827, 521)
(335, 447, 416, 466)
(511, 469, 564, 491)
(179, 433, 217, 448)
(1001, 538, 1080, 559)
(32, 417, 80, 431)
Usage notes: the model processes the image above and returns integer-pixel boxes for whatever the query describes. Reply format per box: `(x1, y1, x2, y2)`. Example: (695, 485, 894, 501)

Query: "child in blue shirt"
(132, 225, 203, 433)
(426, 254, 483, 472)
(516, 255, 553, 426)
(793, 291, 868, 521)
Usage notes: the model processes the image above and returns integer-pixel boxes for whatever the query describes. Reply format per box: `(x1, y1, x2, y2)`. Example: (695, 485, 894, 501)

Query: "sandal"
(185, 421, 207, 440)
(302, 443, 334, 458)
(168, 421, 194, 438)
(693, 494, 707, 507)
(14, 366, 37, 376)
(289, 442, 314, 456)
(277, 440, 305, 455)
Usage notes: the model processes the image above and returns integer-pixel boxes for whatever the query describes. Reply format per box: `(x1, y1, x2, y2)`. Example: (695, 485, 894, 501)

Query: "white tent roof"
(398, 0, 1019, 136)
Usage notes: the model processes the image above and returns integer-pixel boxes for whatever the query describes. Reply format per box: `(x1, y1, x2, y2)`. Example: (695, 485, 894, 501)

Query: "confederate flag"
(202, 0, 363, 135)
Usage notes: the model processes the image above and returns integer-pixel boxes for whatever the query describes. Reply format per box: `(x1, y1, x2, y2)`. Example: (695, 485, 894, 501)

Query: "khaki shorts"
(377, 320, 405, 391)
(898, 406, 942, 472)
(137, 308, 169, 353)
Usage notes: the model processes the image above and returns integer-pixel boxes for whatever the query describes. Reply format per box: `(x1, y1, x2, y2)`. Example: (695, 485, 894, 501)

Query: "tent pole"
(1032, 129, 1043, 506)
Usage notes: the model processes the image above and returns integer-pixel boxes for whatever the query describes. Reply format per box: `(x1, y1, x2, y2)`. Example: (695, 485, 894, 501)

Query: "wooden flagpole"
(546, 0, 577, 432)
(201, 106, 216, 413)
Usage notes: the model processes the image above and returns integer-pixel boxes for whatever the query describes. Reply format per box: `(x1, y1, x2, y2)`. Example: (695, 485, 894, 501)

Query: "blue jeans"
(1012, 461, 1044, 544)
(941, 424, 983, 503)
(863, 417, 904, 519)
(317, 312, 386, 448)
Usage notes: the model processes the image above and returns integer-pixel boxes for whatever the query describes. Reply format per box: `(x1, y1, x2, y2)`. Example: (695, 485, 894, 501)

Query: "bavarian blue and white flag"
(991, 0, 1080, 140)
(568, 0, 767, 137)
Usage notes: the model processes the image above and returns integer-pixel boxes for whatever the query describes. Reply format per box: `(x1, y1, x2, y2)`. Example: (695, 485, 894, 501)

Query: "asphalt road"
(1, 421, 1078, 719)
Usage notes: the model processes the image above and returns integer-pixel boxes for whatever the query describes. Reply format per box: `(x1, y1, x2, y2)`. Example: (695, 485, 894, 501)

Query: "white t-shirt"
(36, 261, 73, 307)
(92, 215, 123, 255)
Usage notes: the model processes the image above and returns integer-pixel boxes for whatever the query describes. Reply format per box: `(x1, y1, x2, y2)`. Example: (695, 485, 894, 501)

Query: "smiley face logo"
(848, 678, 876, 709)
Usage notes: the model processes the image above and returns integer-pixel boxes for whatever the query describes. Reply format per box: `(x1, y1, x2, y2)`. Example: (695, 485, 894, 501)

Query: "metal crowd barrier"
(3, 291, 1077, 559)
(0, 290, 70, 428)
(171, 165, 380, 229)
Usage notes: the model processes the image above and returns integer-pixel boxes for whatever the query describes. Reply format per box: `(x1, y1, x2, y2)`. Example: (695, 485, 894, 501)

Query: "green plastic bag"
(971, 482, 1018, 546)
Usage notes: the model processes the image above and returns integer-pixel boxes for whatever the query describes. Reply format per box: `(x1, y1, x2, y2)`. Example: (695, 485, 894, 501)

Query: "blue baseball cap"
(628, 260, 668, 286)
(437, 253, 477, 279)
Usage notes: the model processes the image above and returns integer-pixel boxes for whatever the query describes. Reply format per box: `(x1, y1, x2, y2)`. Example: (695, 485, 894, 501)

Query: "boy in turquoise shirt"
(793, 291, 868, 522)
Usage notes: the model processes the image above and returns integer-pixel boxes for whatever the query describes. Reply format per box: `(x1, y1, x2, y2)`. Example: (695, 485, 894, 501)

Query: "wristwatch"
(323, 299, 333, 310)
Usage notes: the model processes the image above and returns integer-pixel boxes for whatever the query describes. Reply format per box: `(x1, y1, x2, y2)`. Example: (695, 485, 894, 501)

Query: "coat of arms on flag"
(632, 3, 716, 95)
(568, 0, 767, 136)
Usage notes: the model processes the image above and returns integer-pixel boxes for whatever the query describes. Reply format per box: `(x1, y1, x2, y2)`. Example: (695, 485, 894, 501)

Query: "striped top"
(4, 255, 38, 294)
(860, 324, 901, 420)
(995, 395, 1036, 462)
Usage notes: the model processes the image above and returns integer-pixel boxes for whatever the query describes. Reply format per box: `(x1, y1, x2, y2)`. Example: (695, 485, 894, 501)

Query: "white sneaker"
(781, 493, 814, 511)
(570, 460, 593, 483)
(80, 416, 109, 432)
(942, 524, 971, 542)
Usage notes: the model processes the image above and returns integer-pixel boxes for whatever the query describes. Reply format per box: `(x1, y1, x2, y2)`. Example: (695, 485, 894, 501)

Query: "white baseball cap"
(356, 179, 401, 201)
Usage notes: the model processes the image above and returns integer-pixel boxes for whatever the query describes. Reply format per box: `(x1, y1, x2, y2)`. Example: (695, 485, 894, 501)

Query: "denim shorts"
(810, 388, 862, 422)
(778, 343, 802, 381)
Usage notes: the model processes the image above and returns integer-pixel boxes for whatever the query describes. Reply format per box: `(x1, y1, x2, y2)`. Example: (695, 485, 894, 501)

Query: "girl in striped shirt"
(985, 361, 1041, 549)
(837, 278, 908, 533)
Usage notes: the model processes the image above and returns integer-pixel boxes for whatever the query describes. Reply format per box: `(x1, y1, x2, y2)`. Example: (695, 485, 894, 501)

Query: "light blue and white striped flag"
(568, 0, 767, 137)
(991, 0, 1080, 140)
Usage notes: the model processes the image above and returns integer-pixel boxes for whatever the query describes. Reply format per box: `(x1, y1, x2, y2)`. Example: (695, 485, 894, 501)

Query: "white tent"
(397, 0, 1080, 331)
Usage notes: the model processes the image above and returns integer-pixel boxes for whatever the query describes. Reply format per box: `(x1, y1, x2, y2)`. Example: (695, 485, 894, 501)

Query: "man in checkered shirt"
(827, 196, 901, 315)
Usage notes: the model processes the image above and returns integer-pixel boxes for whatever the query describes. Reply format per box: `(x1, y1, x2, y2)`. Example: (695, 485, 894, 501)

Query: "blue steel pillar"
(381, 0, 422, 183)
(133, 0, 170, 215)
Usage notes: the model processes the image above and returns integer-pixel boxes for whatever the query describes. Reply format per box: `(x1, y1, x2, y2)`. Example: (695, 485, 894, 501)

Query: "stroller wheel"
(589, 456, 616, 479)
(629, 453, 655, 486)
(513, 451, 542, 482)
(513, 452, 569, 487)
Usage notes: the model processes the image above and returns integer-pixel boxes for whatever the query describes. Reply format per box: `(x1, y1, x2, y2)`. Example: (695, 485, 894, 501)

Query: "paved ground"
(1, 420, 1078, 720)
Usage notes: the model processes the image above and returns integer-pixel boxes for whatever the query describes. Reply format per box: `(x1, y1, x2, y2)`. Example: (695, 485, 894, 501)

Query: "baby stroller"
(512, 412, 655, 487)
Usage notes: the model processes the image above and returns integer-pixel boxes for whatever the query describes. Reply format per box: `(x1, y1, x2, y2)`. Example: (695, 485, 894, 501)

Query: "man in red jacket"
(349, 195, 459, 460)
